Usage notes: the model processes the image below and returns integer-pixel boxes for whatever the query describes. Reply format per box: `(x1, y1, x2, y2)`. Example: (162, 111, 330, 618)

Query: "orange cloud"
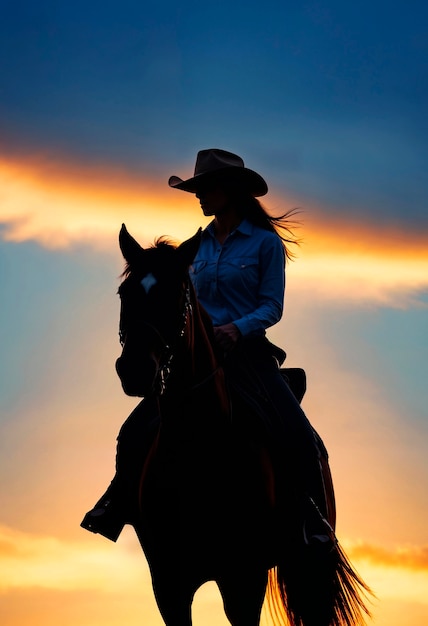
(347, 542, 428, 572)
(341, 544, 428, 611)
(0, 153, 199, 249)
(286, 211, 428, 307)
(1, 152, 427, 306)
(2, 522, 428, 626)
(0, 524, 147, 592)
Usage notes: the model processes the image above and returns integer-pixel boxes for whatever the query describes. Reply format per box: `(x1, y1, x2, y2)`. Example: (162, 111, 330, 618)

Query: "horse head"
(115, 224, 202, 397)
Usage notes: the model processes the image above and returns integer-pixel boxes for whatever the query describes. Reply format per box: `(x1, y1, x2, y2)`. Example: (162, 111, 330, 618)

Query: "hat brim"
(168, 166, 268, 197)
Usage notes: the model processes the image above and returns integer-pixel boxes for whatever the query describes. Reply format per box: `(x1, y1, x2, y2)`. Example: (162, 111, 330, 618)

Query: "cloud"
(0, 524, 147, 592)
(346, 541, 428, 572)
(341, 540, 428, 608)
(288, 212, 428, 308)
(1, 151, 428, 309)
(0, 153, 199, 249)
(2, 522, 428, 620)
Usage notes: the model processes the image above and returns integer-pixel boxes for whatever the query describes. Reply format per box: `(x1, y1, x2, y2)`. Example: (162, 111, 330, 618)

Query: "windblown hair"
(223, 184, 302, 261)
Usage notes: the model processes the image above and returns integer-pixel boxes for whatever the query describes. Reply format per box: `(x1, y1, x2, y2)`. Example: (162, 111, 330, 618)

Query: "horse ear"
(175, 228, 202, 269)
(119, 223, 144, 265)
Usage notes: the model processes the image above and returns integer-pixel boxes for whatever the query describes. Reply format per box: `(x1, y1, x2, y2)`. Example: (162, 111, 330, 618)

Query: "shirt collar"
(205, 218, 253, 239)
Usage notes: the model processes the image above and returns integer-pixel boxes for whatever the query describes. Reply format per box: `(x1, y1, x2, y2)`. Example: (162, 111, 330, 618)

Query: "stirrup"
(302, 496, 337, 554)
(80, 482, 128, 542)
(80, 504, 126, 542)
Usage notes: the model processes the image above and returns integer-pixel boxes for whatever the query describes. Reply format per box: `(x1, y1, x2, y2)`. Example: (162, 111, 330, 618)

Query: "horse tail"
(266, 536, 372, 626)
(265, 434, 373, 626)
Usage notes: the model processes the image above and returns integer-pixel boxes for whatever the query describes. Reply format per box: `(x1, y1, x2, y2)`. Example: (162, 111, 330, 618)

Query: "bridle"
(154, 283, 194, 395)
(119, 282, 194, 396)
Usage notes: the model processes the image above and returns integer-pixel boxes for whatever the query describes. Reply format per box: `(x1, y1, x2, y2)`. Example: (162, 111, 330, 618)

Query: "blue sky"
(1, 0, 427, 223)
(0, 2, 427, 625)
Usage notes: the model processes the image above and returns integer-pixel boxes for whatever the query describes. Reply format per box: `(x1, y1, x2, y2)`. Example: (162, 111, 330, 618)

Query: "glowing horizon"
(2, 153, 427, 308)
(1, 523, 427, 625)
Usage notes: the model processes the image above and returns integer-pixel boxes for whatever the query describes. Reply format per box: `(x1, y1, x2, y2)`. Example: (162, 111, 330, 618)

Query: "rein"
(154, 282, 193, 395)
(155, 283, 223, 397)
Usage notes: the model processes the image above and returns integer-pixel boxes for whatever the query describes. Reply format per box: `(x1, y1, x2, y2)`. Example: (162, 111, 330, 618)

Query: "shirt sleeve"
(233, 234, 286, 337)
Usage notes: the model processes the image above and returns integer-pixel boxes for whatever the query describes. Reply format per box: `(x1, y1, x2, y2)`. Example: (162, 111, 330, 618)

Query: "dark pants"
(223, 337, 328, 519)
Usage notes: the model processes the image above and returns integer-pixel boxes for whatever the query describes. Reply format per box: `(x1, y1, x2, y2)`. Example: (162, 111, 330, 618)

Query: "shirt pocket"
(232, 256, 258, 270)
(225, 256, 259, 291)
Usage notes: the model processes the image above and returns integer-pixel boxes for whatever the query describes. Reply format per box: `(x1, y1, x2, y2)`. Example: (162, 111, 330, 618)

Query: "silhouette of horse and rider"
(81, 150, 371, 626)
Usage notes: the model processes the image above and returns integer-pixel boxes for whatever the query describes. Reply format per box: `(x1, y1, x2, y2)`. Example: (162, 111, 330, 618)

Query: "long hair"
(225, 185, 302, 261)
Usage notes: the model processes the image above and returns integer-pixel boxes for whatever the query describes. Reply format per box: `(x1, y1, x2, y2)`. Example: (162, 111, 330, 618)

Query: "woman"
(169, 149, 329, 533)
(82, 149, 329, 543)
(170, 148, 291, 354)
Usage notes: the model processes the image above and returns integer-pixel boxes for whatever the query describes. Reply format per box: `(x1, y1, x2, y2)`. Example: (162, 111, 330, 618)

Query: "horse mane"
(153, 236, 177, 249)
(121, 236, 178, 278)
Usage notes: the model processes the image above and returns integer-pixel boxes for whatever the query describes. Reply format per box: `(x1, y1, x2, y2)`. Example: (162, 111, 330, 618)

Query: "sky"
(0, 1, 427, 625)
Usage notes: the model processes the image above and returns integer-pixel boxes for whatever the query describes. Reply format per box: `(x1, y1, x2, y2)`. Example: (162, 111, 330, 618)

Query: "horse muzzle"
(115, 355, 158, 397)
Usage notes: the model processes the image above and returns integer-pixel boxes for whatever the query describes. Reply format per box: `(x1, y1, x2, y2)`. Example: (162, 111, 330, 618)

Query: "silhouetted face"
(195, 186, 231, 217)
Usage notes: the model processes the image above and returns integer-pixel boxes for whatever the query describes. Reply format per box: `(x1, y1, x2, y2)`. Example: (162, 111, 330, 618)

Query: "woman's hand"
(213, 323, 241, 352)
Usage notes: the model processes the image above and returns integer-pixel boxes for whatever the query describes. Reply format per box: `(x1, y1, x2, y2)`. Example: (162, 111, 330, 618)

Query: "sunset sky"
(1, 1, 428, 625)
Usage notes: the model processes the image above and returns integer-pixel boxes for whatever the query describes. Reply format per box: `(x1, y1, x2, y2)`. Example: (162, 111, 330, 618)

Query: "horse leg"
(149, 570, 195, 626)
(216, 567, 268, 626)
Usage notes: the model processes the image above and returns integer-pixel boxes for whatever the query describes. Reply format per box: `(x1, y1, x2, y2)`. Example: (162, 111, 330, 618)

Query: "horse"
(114, 224, 371, 626)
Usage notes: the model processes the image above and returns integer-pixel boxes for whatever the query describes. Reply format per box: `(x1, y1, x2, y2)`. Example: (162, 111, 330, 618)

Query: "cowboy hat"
(168, 148, 268, 197)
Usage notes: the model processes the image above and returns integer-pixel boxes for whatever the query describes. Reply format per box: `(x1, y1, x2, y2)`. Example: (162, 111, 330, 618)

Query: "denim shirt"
(190, 219, 286, 337)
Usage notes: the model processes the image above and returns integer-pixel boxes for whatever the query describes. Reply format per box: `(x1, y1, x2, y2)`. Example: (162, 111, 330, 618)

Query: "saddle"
(280, 367, 306, 404)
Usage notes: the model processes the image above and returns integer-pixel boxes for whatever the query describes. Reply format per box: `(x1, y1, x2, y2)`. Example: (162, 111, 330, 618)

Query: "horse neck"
(163, 291, 229, 417)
